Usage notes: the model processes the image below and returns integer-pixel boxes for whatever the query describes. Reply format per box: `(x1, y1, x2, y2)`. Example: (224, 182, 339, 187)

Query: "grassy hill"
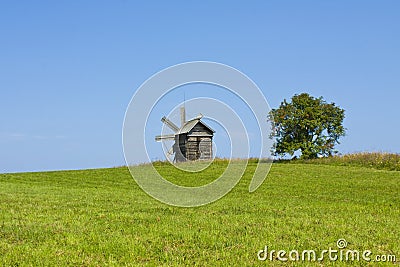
(0, 161, 399, 266)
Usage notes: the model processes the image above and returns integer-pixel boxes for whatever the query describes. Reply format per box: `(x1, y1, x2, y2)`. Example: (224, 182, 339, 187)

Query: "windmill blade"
(155, 134, 175, 141)
(167, 146, 173, 155)
(161, 116, 179, 132)
(180, 106, 186, 127)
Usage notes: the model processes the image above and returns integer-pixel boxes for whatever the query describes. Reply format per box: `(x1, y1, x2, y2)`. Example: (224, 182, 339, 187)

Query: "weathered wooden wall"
(174, 121, 214, 162)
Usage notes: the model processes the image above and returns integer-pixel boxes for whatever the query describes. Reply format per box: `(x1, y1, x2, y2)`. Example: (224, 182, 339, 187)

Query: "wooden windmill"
(155, 106, 215, 162)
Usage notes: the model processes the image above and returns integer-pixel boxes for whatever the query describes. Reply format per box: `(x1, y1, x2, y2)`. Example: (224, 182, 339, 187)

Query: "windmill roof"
(178, 118, 215, 135)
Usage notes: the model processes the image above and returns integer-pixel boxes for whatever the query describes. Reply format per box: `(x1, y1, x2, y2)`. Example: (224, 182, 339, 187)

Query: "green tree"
(269, 93, 345, 159)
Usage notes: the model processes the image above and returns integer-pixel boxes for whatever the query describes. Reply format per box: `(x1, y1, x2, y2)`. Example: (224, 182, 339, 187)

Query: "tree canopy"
(269, 93, 345, 159)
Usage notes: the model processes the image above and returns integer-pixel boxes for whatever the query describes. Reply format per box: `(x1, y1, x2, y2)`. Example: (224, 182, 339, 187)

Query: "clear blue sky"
(1, 1, 399, 173)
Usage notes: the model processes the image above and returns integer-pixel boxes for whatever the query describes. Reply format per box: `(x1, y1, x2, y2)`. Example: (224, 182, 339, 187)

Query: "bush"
(279, 152, 400, 171)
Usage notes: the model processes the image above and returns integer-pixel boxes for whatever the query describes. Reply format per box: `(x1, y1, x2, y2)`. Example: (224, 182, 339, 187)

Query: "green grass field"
(1, 161, 399, 266)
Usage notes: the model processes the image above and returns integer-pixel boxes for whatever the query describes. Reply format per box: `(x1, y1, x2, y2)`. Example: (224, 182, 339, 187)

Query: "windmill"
(155, 106, 215, 162)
